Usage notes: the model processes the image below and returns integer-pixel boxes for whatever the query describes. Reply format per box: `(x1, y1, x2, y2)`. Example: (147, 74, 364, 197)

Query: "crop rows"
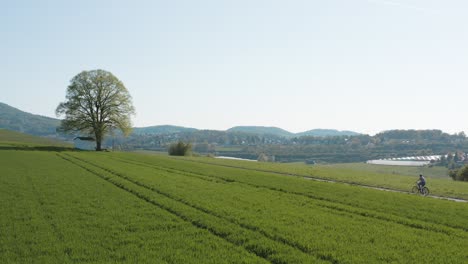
(0, 151, 270, 263)
(58, 153, 328, 264)
(66, 152, 468, 263)
(108, 152, 468, 232)
(2, 150, 467, 263)
(175, 155, 468, 200)
(106, 155, 467, 238)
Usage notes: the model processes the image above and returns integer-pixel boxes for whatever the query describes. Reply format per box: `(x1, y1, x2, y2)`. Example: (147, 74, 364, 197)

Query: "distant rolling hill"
(0, 129, 71, 147)
(227, 126, 295, 137)
(296, 129, 360, 137)
(1, 102, 360, 139)
(132, 125, 198, 135)
(227, 126, 360, 137)
(0, 102, 60, 136)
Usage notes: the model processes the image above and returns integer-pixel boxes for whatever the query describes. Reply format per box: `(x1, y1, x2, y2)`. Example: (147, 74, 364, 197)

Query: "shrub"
(449, 169, 458, 180)
(456, 165, 468, 181)
(168, 141, 192, 156)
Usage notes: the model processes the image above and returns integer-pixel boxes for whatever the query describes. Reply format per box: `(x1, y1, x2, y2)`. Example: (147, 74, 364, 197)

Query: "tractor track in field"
(25, 173, 73, 261)
(177, 158, 468, 203)
(58, 153, 339, 264)
(105, 155, 468, 236)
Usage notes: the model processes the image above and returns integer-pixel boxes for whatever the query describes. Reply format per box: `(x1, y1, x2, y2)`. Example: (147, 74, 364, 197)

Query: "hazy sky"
(2, 0, 467, 135)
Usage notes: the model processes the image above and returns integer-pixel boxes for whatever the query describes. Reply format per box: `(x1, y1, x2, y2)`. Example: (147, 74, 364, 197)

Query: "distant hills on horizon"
(3, 102, 467, 164)
(133, 124, 360, 137)
(0, 101, 409, 139)
(0, 102, 362, 138)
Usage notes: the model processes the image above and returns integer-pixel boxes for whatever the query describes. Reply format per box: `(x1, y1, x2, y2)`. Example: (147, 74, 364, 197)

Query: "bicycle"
(411, 182, 429, 196)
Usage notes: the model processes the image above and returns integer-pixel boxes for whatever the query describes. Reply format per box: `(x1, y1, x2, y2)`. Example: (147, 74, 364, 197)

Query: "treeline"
(105, 129, 468, 163)
(108, 130, 287, 150)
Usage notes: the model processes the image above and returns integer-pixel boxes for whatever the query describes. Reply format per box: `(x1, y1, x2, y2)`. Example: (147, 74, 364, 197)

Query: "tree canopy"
(56, 69, 135, 151)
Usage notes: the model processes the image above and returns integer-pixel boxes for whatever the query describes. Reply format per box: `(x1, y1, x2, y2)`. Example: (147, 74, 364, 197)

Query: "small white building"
(73, 137, 95, 150)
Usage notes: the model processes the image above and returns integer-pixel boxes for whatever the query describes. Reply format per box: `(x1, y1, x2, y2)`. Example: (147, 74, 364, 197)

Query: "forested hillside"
(0, 103, 60, 136)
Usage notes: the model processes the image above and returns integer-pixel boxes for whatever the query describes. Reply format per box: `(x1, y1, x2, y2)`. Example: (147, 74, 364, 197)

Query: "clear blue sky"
(2, 0, 467, 135)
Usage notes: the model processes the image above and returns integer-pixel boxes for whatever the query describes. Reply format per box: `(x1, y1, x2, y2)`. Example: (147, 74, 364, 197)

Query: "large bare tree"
(56, 69, 135, 151)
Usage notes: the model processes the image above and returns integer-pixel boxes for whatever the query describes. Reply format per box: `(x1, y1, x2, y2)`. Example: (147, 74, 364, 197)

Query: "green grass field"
(1, 142, 468, 263)
(180, 156, 468, 200)
(324, 162, 449, 179)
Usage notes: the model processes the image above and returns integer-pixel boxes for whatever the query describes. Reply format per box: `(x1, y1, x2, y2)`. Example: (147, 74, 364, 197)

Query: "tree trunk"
(95, 127, 103, 151)
(96, 140, 102, 151)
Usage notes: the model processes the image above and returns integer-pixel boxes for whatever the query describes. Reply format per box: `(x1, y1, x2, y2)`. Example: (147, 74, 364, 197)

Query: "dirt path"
(301, 176, 467, 203)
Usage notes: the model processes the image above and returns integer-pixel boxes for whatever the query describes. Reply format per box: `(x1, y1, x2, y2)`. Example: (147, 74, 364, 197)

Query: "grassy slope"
(0, 129, 71, 148)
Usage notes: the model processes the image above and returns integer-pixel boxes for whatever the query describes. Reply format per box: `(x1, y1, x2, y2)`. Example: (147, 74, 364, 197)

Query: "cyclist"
(417, 174, 426, 192)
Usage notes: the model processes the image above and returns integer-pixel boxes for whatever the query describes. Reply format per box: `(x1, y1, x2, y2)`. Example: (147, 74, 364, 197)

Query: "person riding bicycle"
(417, 174, 426, 192)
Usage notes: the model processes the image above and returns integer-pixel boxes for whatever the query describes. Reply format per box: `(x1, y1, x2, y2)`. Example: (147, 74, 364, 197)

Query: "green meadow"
(1, 132, 467, 263)
(180, 156, 468, 200)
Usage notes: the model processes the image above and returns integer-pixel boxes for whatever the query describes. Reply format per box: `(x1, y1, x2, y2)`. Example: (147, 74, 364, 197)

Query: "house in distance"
(73, 137, 95, 150)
